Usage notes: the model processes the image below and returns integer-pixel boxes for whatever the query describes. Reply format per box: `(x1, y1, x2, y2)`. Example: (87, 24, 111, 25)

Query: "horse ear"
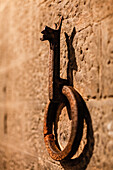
(70, 27, 76, 42)
(54, 23, 57, 29)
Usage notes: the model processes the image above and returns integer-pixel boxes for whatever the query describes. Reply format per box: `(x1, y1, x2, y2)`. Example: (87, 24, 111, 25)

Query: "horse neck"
(49, 38, 60, 79)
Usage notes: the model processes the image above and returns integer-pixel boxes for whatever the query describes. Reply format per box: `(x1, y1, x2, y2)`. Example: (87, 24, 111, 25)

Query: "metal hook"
(41, 17, 84, 160)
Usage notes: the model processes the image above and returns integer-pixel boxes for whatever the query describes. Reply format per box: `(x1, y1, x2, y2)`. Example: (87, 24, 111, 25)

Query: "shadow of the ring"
(60, 97, 94, 170)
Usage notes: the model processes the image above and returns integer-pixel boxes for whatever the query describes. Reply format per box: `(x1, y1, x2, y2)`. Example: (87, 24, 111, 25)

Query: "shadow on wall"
(65, 27, 78, 87)
(60, 28, 94, 170)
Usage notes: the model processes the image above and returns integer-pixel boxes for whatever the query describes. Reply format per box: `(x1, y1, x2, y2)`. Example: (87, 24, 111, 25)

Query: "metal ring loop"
(44, 86, 83, 160)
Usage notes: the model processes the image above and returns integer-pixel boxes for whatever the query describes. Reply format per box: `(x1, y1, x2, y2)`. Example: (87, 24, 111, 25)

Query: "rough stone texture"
(0, 0, 113, 169)
(101, 15, 113, 97)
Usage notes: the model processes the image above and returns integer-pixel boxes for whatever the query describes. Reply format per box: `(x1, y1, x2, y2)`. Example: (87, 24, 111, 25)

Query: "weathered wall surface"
(0, 0, 113, 169)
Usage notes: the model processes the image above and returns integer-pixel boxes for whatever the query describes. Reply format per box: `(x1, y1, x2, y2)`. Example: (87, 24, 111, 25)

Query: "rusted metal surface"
(41, 17, 66, 102)
(41, 17, 84, 160)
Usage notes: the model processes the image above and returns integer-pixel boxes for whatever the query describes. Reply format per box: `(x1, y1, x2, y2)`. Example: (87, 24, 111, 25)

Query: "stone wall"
(0, 0, 113, 169)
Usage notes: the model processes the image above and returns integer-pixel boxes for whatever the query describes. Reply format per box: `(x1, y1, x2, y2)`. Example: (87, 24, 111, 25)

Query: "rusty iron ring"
(44, 86, 83, 161)
(59, 96, 94, 169)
